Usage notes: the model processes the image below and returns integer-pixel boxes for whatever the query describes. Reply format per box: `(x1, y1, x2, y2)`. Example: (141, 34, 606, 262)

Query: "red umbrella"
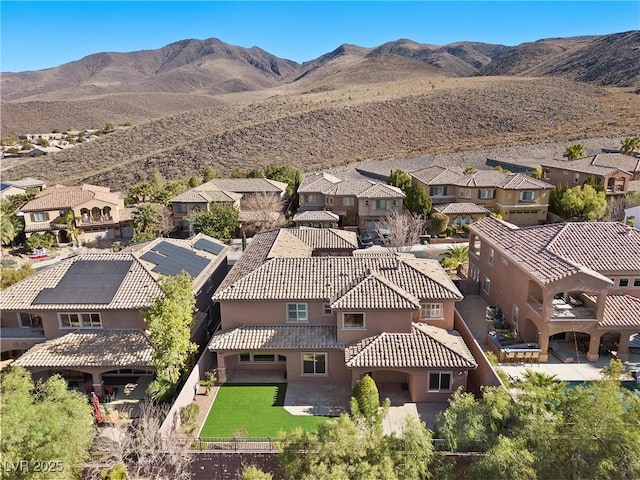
(91, 392, 105, 425)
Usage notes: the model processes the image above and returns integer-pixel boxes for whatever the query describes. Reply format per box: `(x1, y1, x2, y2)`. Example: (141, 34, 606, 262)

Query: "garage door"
(508, 211, 539, 225)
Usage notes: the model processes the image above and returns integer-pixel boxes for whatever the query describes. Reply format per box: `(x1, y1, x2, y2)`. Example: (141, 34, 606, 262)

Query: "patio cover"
(345, 323, 477, 369)
(208, 324, 346, 351)
(13, 329, 153, 369)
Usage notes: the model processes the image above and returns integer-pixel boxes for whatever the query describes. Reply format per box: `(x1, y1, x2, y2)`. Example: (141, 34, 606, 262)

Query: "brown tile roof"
(410, 167, 553, 190)
(22, 184, 122, 212)
(170, 189, 241, 203)
(410, 166, 462, 185)
(299, 174, 403, 199)
(0, 253, 161, 310)
(204, 178, 288, 193)
(207, 325, 345, 351)
(591, 153, 640, 174)
(598, 294, 640, 328)
(298, 172, 342, 193)
(13, 330, 153, 368)
(471, 217, 640, 284)
(24, 222, 52, 233)
(541, 158, 620, 176)
(330, 270, 421, 310)
(344, 323, 477, 369)
(434, 203, 490, 215)
(293, 210, 340, 222)
(359, 182, 405, 199)
(214, 255, 462, 304)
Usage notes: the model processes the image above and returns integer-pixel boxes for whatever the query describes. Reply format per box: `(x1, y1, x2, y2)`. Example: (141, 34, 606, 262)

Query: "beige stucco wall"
(358, 198, 402, 217)
(335, 309, 413, 344)
(410, 301, 457, 330)
(219, 300, 336, 330)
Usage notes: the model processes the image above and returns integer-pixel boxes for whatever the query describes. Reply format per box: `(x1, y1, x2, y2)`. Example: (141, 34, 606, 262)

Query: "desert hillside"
(2, 76, 638, 191)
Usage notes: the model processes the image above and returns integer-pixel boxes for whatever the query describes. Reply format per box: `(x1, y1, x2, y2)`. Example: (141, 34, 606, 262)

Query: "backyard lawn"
(200, 383, 330, 438)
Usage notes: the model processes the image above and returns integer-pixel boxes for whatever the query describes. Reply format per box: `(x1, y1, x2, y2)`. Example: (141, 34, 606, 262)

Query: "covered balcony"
(549, 293, 597, 321)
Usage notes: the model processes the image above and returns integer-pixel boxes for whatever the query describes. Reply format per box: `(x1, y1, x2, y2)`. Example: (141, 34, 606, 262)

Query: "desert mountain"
(2, 31, 638, 102)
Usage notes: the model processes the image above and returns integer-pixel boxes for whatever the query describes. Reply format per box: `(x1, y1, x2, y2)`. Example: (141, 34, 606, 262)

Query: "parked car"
(359, 233, 374, 247)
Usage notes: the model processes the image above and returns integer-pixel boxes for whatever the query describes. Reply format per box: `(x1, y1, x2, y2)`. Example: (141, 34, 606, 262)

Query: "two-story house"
(410, 167, 554, 226)
(541, 156, 632, 197)
(208, 227, 477, 403)
(468, 216, 640, 363)
(20, 184, 132, 244)
(0, 234, 229, 395)
(297, 173, 405, 232)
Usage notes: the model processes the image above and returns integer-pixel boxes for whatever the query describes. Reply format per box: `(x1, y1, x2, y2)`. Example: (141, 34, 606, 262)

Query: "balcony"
(550, 298, 596, 320)
(1, 327, 45, 339)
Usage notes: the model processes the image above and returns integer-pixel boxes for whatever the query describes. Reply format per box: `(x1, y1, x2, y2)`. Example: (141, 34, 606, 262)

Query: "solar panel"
(140, 241, 211, 279)
(193, 238, 225, 255)
(33, 260, 132, 304)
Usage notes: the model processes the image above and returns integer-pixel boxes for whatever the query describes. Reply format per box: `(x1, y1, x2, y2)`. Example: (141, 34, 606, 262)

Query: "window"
(459, 189, 471, 199)
(239, 353, 285, 363)
(287, 303, 308, 322)
(488, 248, 494, 265)
(421, 303, 442, 319)
(18, 312, 42, 328)
(302, 353, 326, 375)
(619, 278, 629, 287)
(469, 264, 480, 282)
(323, 303, 333, 315)
(59, 313, 102, 328)
(482, 275, 491, 294)
(479, 189, 494, 199)
(365, 200, 369, 206)
(392, 199, 398, 207)
(33, 212, 48, 222)
(326, 197, 334, 206)
(512, 304, 519, 329)
(519, 191, 535, 202)
(239, 353, 251, 362)
(303, 194, 316, 203)
(453, 216, 463, 226)
(342, 312, 365, 329)
(252, 353, 276, 362)
(634, 278, 640, 287)
(374, 199, 387, 210)
(343, 197, 354, 206)
(574, 173, 580, 184)
(428, 371, 452, 392)
(175, 203, 187, 214)
(431, 186, 445, 196)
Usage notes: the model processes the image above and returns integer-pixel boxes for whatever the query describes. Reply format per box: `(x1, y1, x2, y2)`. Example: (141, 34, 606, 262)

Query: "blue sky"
(1, 1, 638, 73)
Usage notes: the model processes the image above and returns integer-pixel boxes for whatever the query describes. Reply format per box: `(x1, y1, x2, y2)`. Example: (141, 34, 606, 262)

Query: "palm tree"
(440, 244, 469, 276)
(620, 136, 640, 156)
(0, 214, 16, 246)
(62, 209, 81, 246)
(132, 203, 158, 241)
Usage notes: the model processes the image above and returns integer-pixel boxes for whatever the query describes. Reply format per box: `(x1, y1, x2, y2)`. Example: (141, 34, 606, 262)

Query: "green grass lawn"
(200, 383, 330, 438)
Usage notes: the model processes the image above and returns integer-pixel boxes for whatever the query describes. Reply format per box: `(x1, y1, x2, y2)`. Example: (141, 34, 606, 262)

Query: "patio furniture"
(523, 351, 533, 366)
(514, 352, 525, 364)
(103, 386, 118, 402)
(504, 351, 516, 364)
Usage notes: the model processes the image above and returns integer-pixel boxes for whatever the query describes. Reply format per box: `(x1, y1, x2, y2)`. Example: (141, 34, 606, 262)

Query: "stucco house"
(208, 227, 477, 403)
(541, 157, 632, 196)
(468, 216, 640, 363)
(410, 167, 554, 226)
(20, 184, 132, 244)
(297, 173, 405, 231)
(0, 234, 229, 395)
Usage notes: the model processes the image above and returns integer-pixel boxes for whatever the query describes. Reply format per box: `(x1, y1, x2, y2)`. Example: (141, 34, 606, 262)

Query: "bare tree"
(374, 210, 426, 253)
(242, 192, 286, 230)
(154, 205, 176, 237)
(86, 401, 193, 480)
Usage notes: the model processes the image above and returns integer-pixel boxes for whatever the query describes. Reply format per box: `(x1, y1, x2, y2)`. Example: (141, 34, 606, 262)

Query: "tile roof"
(299, 173, 403, 198)
(207, 325, 345, 351)
(410, 166, 553, 190)
(410, 166, 462, 185)
(358, 182, 405, 198)
(21, 185, 105, 212)
(591, 153, 640, 174)
(214, 255, 462, 304)
(170, 189, 241, 203)
(330, 270, 421, 310)
(471, 217, 640, 284)
(298, 172, 343, 193)
(1, 253, 161, 311)
(13, 329, 153, 368)
(203, 178, 288, 193)
(598, 295, 640, 328)
(293, 210, 340, 222)
(344, 323, 477, 369)
(434, 203, 490, 215)
(541, 158, 620, 176)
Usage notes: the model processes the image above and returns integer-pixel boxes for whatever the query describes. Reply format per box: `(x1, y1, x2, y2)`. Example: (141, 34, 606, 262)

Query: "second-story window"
(479, 189, 494, 199)
(482, 275, 491, 294)
(323, 303, 333, 315)
(520, 191, 535, 202)
(343, 197, 354, 206)
(175, 204, 187, 214)
(374, 199, 387, 210)
(342, 312, 365, 329)
(326, 197, 334, 206)
(489, 248, 494, 265)
(18, 312, 42, 328)
(59, 313, 102, 328)
(619, 278, 629, 287)
(421, 303, 442, 319)
(287, 303, 308, 322)
(33, 212, 48, 222)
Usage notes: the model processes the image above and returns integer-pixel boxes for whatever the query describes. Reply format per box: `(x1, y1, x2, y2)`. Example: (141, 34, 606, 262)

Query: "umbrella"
(91, 392, 105, 425)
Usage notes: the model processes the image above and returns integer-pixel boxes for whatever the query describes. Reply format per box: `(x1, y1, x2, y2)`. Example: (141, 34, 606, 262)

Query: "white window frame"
(287, 303, 308, 322)
(479, 189, 494, 199)
(342, 312, 365, 329)
(374, 199, 387, 211)
(421, 303, 442, 319)
(323, 302, 333, 315)
(574, 173, 580, 184)
(33, 212, 47, 222)
(488, 247, 494, 265)
(519, 191, 535, 202)
(512, 304, 519, 330)
(431, 186, 445, 196)
(238, 352, 286, 363)
(428, 371, 452, 392)
(18, 312, 42, 328)
(482, 275, 491, 294)
(459, 189, 471, 199)
(58, 312, 102, 329)
(302, 352, 327, 375)
(469, 264, 480, 282)
(304, 194, 316, 203)
(342, 197, 354, 206)
(326, 197, 334, 206)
